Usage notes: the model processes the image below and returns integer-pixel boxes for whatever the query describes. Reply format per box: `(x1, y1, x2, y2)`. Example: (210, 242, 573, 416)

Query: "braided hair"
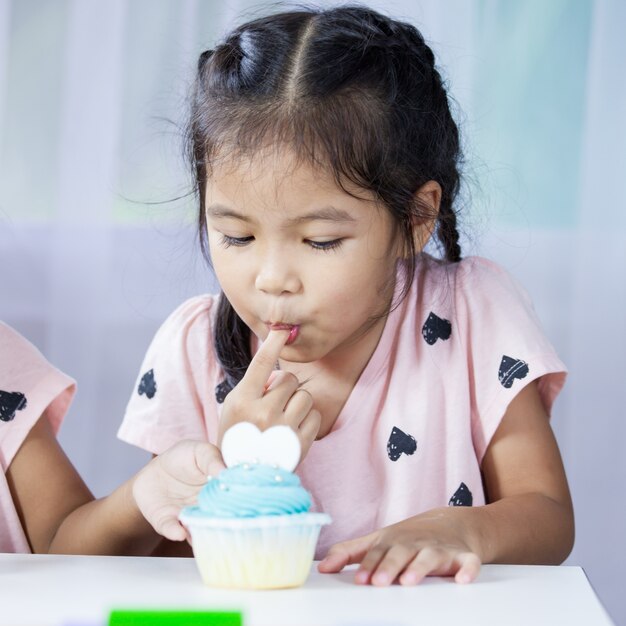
(185, 6, 463, 392)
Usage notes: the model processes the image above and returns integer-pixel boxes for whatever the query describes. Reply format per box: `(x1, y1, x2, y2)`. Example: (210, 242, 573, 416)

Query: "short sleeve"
(0, 322, 76, 471)
(455, 258, 567, 462)
(117, 295, 222, 455)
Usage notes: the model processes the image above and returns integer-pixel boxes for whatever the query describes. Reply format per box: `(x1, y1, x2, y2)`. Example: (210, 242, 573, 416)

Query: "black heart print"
(215, 379, 234, 404)
(0, 390, 27, 422)
(448, 482, 473, 506)
(387, 426, 417, 461)
(421, 312, 452, 345)
(498, 356, 529, 388)
(138, 369, 157, 399)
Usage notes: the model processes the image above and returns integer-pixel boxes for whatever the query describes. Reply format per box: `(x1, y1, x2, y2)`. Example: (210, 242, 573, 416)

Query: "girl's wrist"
(415, 506, 490, 561)
(116, 474, 159, 543)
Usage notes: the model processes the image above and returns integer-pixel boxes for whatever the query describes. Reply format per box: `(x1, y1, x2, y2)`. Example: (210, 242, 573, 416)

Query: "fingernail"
(457, 573, 471, 584)
(373, 572, 390, 586)
(401, 572, 418, 585)
(355, 571, 369, 584)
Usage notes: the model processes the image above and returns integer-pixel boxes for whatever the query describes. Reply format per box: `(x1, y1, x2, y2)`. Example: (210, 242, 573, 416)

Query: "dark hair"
(185, 5, 462, 392)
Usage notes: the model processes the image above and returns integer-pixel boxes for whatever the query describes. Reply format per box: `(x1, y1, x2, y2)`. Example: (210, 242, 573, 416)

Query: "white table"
(0, 554, 613, 626)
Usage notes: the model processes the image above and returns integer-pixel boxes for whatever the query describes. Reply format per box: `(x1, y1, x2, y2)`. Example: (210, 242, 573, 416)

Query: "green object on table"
(108, 610, 242, 626)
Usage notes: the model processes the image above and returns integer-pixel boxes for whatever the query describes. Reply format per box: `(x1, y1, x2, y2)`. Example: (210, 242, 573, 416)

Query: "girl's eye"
(307, 239, 344, 252)
(220, 234, 254, 248)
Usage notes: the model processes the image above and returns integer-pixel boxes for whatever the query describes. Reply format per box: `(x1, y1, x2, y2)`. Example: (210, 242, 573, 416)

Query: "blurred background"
(1, 0, 624, 622)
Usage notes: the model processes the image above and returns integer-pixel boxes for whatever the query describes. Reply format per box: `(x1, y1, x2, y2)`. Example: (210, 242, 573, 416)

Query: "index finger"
(239, 329, 290, 396)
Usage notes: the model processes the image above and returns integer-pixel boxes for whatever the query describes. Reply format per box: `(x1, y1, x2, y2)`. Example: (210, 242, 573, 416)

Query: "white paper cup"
(179, 511, 331, 590)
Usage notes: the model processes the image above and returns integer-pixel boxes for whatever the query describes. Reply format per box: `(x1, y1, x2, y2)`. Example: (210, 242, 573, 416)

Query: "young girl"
(120, 6, 574, 585)
(0, 321, 224, 554)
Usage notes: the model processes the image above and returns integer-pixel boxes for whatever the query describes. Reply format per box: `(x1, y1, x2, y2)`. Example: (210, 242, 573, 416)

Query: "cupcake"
(179, 423, 331, 589)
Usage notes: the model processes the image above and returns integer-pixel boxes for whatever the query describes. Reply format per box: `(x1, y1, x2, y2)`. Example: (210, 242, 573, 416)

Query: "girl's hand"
(217, 329, 321, 463)
(318, 511, 481, 586)
(132, 440, 226, 541)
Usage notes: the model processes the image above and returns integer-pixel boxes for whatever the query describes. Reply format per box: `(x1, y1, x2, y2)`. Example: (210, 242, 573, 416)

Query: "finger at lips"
(240, 329, 289, 397)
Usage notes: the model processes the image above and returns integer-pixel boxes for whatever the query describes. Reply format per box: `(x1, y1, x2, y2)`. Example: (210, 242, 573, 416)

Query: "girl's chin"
(277, 341, 326, 364)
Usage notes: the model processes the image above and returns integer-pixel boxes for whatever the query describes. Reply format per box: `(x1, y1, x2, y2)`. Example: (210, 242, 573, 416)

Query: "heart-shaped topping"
(221, 422, 301, 472)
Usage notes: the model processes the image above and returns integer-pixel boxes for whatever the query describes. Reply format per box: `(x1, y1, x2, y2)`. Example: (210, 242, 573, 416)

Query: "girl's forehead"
(206, 150, 375, 208)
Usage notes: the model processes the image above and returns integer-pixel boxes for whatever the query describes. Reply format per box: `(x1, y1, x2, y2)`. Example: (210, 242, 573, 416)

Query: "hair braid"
(437, 203, 462, 263)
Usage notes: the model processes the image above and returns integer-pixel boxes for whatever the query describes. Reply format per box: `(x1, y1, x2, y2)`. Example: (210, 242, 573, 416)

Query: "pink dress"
(119, 256, 566, 558)
(0, 322, 76, 552)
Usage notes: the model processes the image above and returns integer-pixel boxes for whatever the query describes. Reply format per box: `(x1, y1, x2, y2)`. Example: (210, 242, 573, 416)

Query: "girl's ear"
(410, 180, 441, 253)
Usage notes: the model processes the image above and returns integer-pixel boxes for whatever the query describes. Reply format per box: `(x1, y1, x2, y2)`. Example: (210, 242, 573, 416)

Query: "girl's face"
(205, 151, 404, 366)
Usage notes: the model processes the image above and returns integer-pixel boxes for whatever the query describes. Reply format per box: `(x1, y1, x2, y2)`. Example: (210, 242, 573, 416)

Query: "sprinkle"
(206, 475, 214, 481)
(242, 463, 251, 470)
(274, 475, 283, 482)
(219, 483, 229, 491)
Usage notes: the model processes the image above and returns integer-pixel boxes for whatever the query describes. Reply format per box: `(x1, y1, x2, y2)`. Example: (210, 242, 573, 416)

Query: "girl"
(120, 6, 574, 584)
(0, 321, 224, 554)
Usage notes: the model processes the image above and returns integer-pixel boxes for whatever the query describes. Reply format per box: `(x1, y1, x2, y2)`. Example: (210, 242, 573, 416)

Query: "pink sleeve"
(456, 259, 567, 462)
(0, 322, 76, 470)
(117, 295, 222, 455)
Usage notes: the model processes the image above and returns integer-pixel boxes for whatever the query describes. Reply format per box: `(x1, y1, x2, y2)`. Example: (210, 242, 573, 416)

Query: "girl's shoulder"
(149, 294, 221, 350)
(456, 255, 528, 286)
(120, 294, 223, 450)
(132, 294, 224, 398)
(454, 256, 534, 312)
(160, 293, 220, 324)
(416, 254, 533, 310)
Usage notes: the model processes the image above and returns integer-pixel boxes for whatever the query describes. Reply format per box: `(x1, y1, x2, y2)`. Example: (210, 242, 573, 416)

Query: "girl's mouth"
(267, 323, 300, 345)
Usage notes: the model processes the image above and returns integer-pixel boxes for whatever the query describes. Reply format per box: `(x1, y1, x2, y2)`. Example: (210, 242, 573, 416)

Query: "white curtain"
(1, 1, 624, 622)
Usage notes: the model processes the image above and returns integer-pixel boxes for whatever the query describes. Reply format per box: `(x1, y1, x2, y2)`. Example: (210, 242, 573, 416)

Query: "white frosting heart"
(221, 422, 301, 472)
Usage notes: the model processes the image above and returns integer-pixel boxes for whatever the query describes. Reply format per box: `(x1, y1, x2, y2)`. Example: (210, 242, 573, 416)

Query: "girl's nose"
(254, 255, 302, 295)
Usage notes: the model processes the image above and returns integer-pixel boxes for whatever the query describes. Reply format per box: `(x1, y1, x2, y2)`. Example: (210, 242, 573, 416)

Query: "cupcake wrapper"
(179, 512, 331, 590)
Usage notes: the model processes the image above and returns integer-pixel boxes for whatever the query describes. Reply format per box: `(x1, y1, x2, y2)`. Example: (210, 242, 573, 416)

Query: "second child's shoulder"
(0, 321, 37, 351)
(0, 321, 51, 369)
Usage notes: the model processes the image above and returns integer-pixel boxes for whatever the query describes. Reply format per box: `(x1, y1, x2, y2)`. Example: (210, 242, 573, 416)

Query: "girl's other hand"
(132, 440, 225, 541)
(318, 511, 481, 586)
(218, 329, 321, 463)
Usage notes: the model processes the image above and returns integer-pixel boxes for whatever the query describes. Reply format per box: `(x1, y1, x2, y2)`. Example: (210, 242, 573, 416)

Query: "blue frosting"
(185, 464, 312, 518)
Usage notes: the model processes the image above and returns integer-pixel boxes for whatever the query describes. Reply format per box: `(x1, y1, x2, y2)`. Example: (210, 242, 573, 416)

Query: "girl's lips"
(286, 325, 300, 345)
(267, 323, 300, 345)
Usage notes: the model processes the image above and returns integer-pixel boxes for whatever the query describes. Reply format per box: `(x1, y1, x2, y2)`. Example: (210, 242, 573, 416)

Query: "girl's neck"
(283, 312, 389, 439)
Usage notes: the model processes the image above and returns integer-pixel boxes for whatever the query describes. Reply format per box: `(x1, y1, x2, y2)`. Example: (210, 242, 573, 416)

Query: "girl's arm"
(467, 377, 574, 565)
(7, 414, 224, 555)
(7, 414, 96, 554)
(319, 379, 574, 584)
